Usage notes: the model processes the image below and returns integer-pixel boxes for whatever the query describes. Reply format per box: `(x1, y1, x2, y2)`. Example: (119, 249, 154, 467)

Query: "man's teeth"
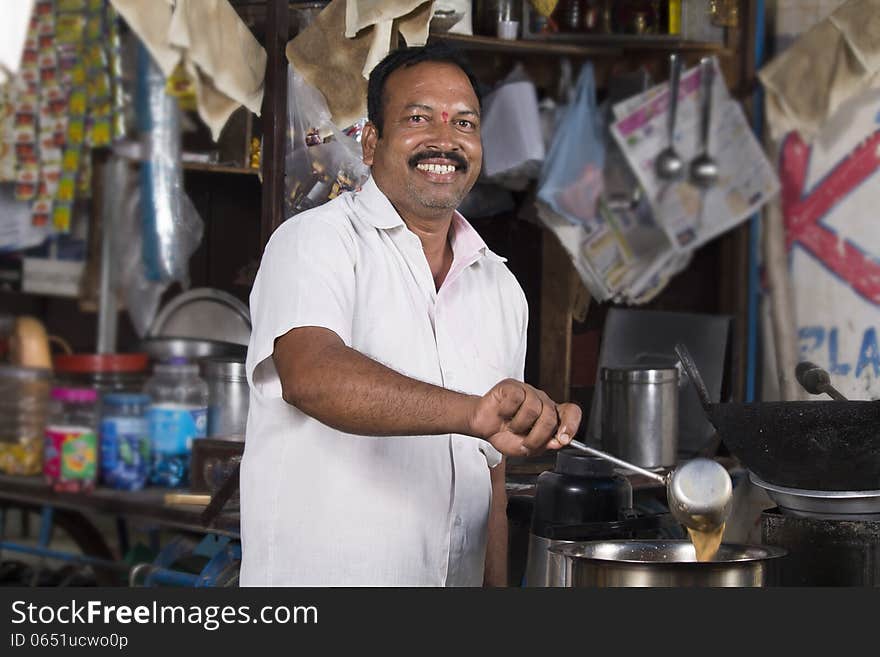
(416, 163, 456, 174)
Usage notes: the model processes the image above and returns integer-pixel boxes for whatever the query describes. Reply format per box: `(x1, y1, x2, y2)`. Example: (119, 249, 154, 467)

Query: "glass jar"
(44, 387, 99, 493)
(53, 353, 150, 396)
(145, 359, 209, 488)
(0, 366, 51, 475)
(100, 393, 151, 491)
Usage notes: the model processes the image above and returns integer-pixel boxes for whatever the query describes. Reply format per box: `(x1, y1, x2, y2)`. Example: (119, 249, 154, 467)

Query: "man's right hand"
(468, 379, 581, 457)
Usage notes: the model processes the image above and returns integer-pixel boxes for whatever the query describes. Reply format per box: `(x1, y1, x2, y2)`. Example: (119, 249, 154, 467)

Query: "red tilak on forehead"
(441, 111, 448, 122)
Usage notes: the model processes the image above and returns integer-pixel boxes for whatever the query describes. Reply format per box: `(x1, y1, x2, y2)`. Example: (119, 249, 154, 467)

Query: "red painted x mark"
(781, 129, 880, 304)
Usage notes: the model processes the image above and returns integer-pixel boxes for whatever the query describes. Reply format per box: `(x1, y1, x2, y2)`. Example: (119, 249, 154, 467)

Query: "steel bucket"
(549, 539, 786, 587)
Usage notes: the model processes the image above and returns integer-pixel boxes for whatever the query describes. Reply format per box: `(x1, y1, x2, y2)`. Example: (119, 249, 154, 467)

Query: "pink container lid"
(51, 387, 98, 403)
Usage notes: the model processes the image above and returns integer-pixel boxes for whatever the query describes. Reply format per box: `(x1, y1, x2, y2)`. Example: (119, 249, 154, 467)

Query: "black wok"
(674, 342, 880, 491)
(705, 400, 880, 491)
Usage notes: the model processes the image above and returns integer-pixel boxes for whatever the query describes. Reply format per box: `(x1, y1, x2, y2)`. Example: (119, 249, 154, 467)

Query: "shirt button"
(454, 516, 462, 526)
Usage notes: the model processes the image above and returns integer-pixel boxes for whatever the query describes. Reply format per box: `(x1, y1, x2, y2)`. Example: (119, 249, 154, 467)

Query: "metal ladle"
(654, 53, 684, 180)
(689, 57, 719, 188)
(566, 439, 733, 532)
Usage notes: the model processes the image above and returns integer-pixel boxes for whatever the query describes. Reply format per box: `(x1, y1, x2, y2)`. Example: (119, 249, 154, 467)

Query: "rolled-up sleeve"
(246, 216, 357, 387)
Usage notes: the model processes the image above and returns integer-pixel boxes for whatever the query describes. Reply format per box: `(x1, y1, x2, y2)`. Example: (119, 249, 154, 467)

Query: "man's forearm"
(280, 338, 479, 437)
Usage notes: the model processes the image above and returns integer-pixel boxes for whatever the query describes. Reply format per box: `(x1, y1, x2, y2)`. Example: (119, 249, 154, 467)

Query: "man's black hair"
(367, 43, 482, 137)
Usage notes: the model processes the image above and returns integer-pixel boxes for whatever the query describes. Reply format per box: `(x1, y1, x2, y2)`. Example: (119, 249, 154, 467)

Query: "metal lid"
(54, 353, 149, 373)
(202, 357, 247, 381)
(600, 366, 679, 383)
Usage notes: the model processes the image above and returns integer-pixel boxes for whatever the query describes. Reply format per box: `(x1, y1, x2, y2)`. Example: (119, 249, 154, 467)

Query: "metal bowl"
(139, 337, 247, 362)
(549, 539, 786, 587)
(750, 473, 880, 520)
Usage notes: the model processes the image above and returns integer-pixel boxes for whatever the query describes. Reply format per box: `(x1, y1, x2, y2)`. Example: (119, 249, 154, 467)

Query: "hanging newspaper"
(536, 57, 779, 304)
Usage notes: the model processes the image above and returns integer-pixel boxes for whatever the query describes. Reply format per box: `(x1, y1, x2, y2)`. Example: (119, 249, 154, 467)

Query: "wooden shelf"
(429, 32, 621, 57)
(430, 32, 730, 57)
(182, 161, 260, 176)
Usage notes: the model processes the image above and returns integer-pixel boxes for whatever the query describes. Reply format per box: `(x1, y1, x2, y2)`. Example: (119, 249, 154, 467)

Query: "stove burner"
(750, 472, 880, 520)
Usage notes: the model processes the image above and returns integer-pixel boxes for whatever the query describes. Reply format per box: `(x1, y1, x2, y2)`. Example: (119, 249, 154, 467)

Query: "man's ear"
(361, 121, 379, 166)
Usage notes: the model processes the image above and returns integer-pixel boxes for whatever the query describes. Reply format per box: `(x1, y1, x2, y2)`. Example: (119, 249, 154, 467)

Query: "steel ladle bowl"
(567, 440, 733, 531)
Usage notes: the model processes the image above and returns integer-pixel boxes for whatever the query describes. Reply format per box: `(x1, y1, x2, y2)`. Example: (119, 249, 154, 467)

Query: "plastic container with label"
(44, 387, 99, 493)
(145, 359, 208, 487)
(100, 393, 151, 490)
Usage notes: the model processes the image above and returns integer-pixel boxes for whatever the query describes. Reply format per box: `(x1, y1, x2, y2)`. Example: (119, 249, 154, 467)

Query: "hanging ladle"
(689, 57, 719, 188)
(795, 361, 848, 401)
(654, 52, 684, 180)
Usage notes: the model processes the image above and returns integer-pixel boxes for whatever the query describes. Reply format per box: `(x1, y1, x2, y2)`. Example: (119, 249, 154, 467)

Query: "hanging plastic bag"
(480, 63, 545, 190)
(285, 65, 369, 218)
(537, 62, 605, 227)
(136, 44, 203, 284)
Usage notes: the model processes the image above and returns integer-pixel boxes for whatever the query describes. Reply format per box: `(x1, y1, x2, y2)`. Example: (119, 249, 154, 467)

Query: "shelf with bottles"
(179, 107, 263, 178)
(430, 30, 729, 57)
(435, 0, 734, 58)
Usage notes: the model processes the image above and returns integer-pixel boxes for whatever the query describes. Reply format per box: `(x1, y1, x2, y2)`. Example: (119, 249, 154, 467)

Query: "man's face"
(362, 61, 482, 218)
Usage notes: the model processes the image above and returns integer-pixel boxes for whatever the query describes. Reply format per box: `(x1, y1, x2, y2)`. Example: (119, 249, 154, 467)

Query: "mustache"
(408, 151, 468, 171)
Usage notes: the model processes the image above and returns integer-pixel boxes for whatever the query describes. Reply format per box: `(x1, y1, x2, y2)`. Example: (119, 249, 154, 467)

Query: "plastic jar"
(0, 366, 51, 475)
(144, 359, 209, 487)
(44, 387, 99, 493)
(53, 353, 150, 396)
(100, 393, 151, 491)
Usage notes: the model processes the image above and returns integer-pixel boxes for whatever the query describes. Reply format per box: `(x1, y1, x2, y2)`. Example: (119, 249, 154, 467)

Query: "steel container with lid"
(600, 366, 679, 470)
(202, 357, 249, 438)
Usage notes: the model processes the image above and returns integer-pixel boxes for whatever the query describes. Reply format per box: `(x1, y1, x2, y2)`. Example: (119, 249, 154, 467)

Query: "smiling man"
(240, 44, 582, 587)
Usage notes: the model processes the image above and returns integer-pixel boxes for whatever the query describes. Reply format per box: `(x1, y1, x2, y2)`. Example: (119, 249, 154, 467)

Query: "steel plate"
(750, 472, 880, 519)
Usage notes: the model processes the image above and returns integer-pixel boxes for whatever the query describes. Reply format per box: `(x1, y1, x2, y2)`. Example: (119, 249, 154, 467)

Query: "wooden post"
(259, 0, 289, 248)
(539, 228, 581, 402)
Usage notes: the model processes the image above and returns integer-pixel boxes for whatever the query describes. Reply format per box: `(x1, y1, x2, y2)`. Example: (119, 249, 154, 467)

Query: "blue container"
(100, 393, 151, 490)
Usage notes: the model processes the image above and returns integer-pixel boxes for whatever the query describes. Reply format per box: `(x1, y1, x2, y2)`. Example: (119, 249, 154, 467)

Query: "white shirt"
(240, 176, 528, 586)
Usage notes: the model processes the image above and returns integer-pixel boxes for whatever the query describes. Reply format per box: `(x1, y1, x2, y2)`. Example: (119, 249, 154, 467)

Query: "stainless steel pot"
(526, 535, 581, 587)
(202, 357, 249, 438)
(600, 367, 679, 469)
(549, 539, 786, 587)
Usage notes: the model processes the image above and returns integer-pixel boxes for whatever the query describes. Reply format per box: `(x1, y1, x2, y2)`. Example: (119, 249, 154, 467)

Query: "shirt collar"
(354, 176, 507, 264)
